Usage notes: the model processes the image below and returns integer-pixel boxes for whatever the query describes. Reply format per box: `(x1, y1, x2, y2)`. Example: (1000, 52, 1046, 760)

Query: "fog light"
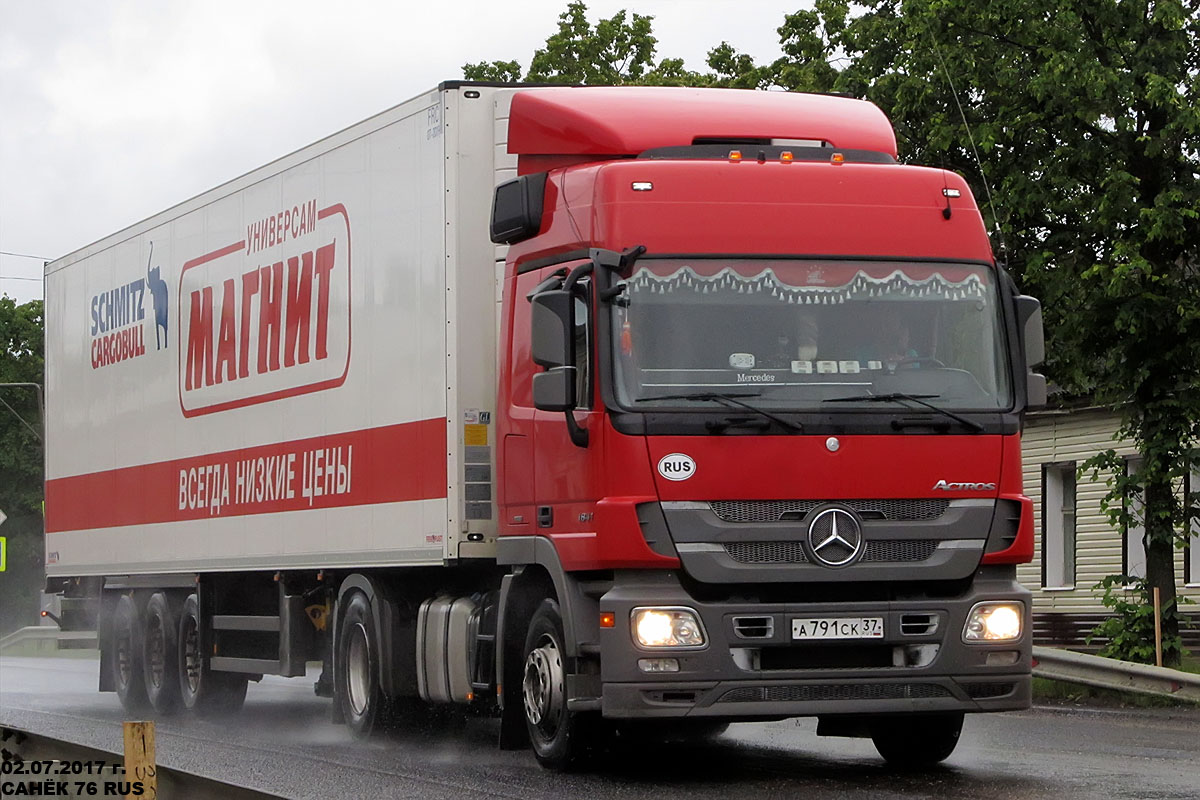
(985, 650, 1020, 666)
(963, 602, 1023, 642)
(632, 608, 706, 648)
(638, 658, 680, 673)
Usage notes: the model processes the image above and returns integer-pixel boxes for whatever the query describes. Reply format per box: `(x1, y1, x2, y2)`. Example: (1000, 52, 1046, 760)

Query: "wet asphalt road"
(1, 656, 1198, 799)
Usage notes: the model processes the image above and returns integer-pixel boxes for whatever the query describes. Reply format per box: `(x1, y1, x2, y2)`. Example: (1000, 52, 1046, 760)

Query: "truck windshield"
(609, 259, 1012, 411)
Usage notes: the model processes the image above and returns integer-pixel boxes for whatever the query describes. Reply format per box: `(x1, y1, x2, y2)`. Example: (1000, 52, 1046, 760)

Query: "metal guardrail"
(1032, 645, 1200, 703)
(0, 626, 97, 654)
(1, 725, 281, 799)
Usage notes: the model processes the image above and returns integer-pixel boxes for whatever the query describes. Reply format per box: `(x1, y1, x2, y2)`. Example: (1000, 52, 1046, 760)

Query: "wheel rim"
(522, 633, 564, 738)
(146, 615, 165, 689)
(346, 622, 371, 717)
(182, 617, 201, 695)
(116, 628, 133, 687)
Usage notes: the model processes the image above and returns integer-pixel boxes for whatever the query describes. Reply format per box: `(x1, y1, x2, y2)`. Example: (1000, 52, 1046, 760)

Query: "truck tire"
(110, 594, 149, 713)
(870, 712, 963, 767)
(178, 593, 248, 715)
(522, 598, 602, 769)
(142, 592, 182, 714)
(337, 591, 388, 738)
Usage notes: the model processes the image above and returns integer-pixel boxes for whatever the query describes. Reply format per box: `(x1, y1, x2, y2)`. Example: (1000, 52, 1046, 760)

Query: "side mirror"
(1014, 295, 1047, 410)
(531, 290, 574, 369)
(491, 174, 547, 245)
(1026, 371, 1047, 410)
(1014, 295, 1044, 368)
(533, 368, 577, 411)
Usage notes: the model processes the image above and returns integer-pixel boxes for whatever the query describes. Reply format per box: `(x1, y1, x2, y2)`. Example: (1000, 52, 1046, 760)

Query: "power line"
(0, 275, 41, 282)
(0, 250, 51, 260)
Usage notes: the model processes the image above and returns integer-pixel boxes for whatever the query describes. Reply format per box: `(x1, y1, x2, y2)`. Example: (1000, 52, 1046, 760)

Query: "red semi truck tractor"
(44, 83, 1046, 768)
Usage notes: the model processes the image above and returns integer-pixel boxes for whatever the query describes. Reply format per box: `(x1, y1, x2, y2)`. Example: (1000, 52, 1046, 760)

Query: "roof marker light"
(831, 152, 845, 165)
(780, 151, 794, 163)
(728, 150, 743, 162)
(631, 181, 653, 191)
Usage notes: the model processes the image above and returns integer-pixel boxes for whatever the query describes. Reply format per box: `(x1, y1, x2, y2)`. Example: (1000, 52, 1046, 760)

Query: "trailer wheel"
(110, 595, 149, 713)
(522, 598, 600, 769)
(178, 593, 248, 715)
(870, 712, 963, 767)
(336, 591, 388, 738)
(142, 593, 183, 714)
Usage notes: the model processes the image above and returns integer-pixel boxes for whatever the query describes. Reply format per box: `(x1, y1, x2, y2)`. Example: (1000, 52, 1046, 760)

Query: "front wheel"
(871, 712, 963, 767)
(522, 598, 601, 769)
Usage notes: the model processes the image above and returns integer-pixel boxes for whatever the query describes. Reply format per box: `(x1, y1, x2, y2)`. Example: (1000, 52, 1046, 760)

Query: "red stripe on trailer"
(44, 418, 447, 533)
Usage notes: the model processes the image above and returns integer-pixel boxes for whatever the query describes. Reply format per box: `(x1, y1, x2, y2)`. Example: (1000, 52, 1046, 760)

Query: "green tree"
(463, 1, 709, 86)
(0, 295, 44, 635)
(712, 0, 1200, 664)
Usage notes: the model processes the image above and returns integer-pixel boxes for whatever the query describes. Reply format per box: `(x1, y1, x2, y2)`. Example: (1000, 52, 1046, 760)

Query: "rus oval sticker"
(657, 453, 696, 481)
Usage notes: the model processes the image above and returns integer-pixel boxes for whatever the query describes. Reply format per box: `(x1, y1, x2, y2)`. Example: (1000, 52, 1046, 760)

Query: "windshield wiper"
(823, 392, 984, 433)
(705, 416, 772, 434)
(642, 392, 803, 433)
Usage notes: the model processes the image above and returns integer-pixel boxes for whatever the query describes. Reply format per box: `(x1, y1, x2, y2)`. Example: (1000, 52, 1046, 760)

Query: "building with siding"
(1020, 407, 1200, 647)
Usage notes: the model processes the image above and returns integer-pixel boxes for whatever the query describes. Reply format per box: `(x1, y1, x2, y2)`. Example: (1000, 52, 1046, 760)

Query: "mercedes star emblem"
(806, 507, 865, 567)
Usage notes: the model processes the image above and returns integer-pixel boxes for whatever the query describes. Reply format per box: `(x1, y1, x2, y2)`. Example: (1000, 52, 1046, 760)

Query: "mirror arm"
(589, 245, 647, 274)
(525, 268, 568, 302)
(565, 410, 589, 448)
(563, 262, 594, 293)
(559, 261, 595, 448)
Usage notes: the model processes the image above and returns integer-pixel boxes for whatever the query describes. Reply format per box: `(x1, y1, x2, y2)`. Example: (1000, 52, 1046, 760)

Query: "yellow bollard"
(123, 720, 158, 799)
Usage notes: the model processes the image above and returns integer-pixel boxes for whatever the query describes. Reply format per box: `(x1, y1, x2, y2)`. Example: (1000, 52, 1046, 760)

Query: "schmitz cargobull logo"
(89, 242, 170, 369)
(177, 201, 351, 417)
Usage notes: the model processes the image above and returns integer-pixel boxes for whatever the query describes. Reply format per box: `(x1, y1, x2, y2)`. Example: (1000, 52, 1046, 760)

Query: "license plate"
(792, 617, 884, 640)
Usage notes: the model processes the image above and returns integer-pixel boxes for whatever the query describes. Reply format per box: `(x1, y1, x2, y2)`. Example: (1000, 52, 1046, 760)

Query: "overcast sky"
(0, 0, 805, 304)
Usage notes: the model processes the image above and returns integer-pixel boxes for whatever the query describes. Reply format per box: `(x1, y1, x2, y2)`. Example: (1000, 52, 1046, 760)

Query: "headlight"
(632, 608, 706, 648)
(963, 602, 1023, 642)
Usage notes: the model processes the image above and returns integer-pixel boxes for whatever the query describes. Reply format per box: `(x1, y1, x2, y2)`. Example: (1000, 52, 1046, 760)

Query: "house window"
(1041, 462, 1076, 589)
(1187, 467, 1200, 588)
(1122, 457, 1147, 581)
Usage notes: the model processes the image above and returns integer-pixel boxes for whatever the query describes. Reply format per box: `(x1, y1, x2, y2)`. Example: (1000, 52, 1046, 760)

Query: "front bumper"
(597, 568, 1031, 719)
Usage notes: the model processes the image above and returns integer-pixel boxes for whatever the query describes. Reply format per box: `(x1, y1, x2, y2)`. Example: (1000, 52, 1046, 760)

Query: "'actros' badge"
(657, 453, 696, 481)
(932, 479, 997, 491)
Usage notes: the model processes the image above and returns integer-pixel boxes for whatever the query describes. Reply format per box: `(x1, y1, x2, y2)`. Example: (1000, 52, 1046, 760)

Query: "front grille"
(723, 539, 939, 564)
(710, 499, 950, 523)
(900, 613, 939, 635)
(759, 645, 894, 671)
(962, 682, 1016, 699)
(725, 541, 809, 564)
(718, 683, 951, 703)
(732, 616, 775, 638)
(865, 539, 939, 562)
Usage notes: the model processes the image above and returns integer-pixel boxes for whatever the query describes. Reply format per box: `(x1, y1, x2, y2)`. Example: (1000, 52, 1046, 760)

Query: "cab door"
(529, 265, 603, 558)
